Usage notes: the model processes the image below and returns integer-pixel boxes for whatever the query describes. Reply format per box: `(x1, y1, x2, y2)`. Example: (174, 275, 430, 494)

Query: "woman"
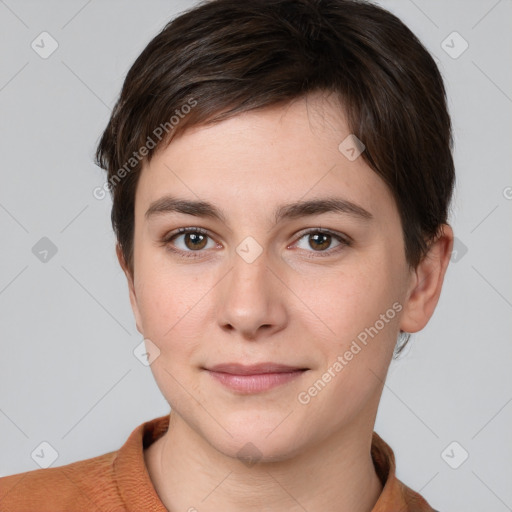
(0, 0, 453, 510)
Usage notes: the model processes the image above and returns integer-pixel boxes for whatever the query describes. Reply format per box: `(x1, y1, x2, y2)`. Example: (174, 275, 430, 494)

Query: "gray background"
(0, 0, 511, 510)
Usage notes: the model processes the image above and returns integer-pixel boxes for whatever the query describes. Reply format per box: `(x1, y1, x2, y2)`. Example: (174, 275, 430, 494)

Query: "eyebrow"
(145, 195, 373, 224)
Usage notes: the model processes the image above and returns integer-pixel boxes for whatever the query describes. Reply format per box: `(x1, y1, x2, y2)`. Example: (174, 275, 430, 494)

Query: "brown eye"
(308, 232, 332, 251)
(183, 232, 208, 250)
(164, 228, 216, 255)
(293, 229, 350, 256)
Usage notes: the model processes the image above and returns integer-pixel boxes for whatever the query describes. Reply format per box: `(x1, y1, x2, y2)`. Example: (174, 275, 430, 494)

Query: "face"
(122, 92, 430, 461)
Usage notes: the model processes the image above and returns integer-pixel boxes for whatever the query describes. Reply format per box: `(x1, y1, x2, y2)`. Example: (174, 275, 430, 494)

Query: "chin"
(203, 411, 312, 464)
(218, 434, 306, 465)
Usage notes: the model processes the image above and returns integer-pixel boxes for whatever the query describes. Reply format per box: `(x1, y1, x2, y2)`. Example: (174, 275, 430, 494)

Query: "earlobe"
(116, 243, 144, 335)
(399, 224, 454, 334)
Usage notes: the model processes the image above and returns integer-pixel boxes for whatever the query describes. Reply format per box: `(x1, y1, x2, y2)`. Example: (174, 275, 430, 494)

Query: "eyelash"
(160, 227, 352, 259)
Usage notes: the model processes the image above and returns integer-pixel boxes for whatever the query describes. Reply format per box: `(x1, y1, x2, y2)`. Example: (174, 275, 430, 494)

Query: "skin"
(118, 91, 453, 512)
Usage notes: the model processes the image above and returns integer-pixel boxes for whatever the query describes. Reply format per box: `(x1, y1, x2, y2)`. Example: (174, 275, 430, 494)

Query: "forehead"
(134, 93, 398, 224)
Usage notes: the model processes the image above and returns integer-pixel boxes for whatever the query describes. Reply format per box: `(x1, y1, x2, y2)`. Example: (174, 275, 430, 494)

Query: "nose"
(215, 248, 288, 341)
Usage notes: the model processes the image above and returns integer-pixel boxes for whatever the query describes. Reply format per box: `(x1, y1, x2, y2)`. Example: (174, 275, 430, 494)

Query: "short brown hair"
(95, 0, 455, 278)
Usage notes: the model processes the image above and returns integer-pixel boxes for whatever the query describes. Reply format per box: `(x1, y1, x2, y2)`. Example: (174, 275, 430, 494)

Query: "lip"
(207, 362, 307, 375)
(204, 363, 308, 394)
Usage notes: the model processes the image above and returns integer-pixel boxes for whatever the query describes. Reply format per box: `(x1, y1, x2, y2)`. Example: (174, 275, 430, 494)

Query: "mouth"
(203, 363, 309, 394)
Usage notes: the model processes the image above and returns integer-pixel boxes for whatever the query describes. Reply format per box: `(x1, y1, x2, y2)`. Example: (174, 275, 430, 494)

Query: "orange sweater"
(0, 414, 437, 511)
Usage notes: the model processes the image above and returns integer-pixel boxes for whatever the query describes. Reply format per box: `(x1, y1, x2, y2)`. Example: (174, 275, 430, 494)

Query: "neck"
(145, 411, 383, 512)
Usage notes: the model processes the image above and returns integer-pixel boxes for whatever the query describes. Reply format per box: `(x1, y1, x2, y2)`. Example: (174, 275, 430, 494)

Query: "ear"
(116, 243, 144, 335)
(399, 224, 454, 334)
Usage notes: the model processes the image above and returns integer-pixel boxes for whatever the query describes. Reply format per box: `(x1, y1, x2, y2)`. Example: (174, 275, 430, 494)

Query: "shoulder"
(0, 415, 170, 512)
(0, 450, 123, 512)
(371, 432, 439, 512)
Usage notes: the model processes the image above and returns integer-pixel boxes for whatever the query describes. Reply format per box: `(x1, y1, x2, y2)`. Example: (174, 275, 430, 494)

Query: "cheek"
(134, 270, 209, 405)
(302, 259, 406, 404)
(138, 279, 199, 339)
(137, 278, 179, 339)
(134, 240, 205, 333)
(294, 264, 404, 421)
(295, 259, 402, 348)
(134, 258, 220, 371)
